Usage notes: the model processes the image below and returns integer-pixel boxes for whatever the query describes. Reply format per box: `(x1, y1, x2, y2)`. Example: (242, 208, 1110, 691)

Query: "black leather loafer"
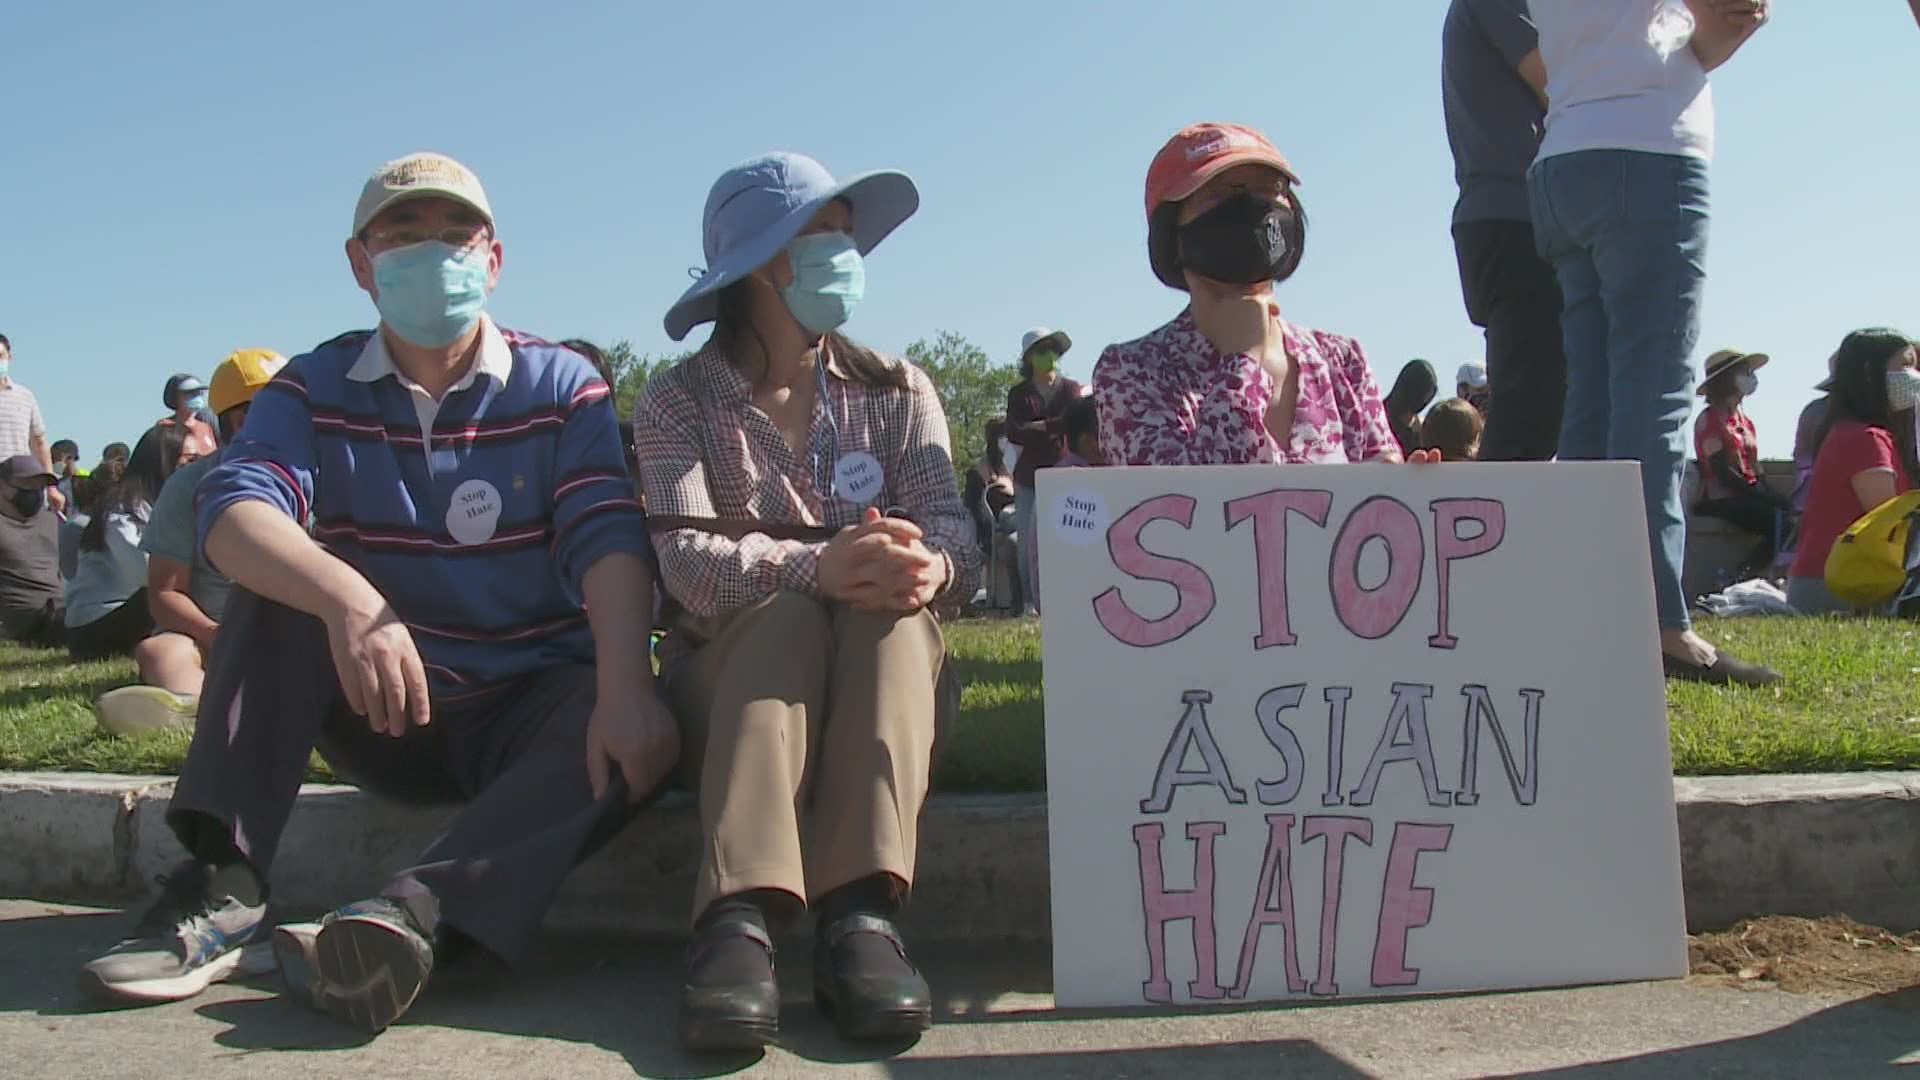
(811, 913, 932, 1041)
(679, 919, 779, 1052)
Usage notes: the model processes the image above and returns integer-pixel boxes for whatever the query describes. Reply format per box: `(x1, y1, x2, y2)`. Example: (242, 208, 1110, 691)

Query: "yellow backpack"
(1824, 491, 1920, 608)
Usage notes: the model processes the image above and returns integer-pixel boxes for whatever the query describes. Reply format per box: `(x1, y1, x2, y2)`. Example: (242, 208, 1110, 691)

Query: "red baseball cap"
(1144, 122, 1299, 220)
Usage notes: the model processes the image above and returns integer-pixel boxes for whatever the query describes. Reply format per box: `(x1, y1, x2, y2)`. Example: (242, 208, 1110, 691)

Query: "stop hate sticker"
(834, 451, 885, 506)
(446, 479, 502, 545)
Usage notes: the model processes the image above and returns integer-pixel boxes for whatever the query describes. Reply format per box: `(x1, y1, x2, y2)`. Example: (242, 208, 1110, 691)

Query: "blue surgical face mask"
(779, 231, 864, 336)
(0, 359, 11, 381)
(185, 391, 210, 412)
(371, 241, 491, 348)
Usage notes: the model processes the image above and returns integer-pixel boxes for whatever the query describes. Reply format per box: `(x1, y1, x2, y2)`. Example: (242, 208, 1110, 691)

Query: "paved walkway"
(2, 900, 1915, 1078)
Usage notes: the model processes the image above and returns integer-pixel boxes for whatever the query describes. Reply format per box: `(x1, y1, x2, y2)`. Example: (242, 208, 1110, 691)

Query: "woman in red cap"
(1094, 123, 1423, 467)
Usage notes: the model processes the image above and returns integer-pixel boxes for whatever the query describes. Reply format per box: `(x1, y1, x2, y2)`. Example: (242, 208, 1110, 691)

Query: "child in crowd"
(1058, 395, 1103, 467)
(1420, 398, 1484, 462)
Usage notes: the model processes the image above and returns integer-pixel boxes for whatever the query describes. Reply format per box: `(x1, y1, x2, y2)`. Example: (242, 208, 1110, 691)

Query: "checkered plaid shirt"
(0, 381, 46, 460)
(635, 342, 981, 619)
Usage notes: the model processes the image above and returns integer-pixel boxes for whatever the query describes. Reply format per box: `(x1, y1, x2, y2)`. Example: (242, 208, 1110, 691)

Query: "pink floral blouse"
(1093, 309, 1401, 467)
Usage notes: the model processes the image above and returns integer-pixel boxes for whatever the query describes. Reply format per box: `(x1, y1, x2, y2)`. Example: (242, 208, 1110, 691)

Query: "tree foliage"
(595, 331, 1014, 489)
(601, 340, 694, 419)
(904, 330, 1018, 479)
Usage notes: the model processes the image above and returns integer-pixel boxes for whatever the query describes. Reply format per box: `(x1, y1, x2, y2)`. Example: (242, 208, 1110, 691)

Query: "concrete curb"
(3, 771, 1915, 939)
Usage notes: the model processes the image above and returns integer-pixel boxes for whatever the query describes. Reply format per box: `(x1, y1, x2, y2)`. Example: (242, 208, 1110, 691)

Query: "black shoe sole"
(313, 917, 430, 1034)
(813, 986, 932, 1042)
(1663, 654, 1782, 688)
(678, 1008, 778, 1052)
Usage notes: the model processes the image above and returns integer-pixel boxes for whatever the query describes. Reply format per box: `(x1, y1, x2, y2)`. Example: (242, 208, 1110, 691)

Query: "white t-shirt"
(1530, 0, 1715, 163)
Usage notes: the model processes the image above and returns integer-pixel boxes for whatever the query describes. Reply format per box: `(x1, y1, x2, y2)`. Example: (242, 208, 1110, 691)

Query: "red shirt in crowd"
(1693, 404, 1759, 500)
(1789, 420, 1910, 580)
(1006, 377, 1084, 489)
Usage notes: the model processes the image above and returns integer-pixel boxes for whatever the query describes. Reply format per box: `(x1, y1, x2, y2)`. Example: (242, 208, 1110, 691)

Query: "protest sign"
(1036, 463, 1685, 1009)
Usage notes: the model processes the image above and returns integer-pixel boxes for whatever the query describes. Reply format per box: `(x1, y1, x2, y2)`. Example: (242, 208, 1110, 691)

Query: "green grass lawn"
(2, 616, 1916, 792)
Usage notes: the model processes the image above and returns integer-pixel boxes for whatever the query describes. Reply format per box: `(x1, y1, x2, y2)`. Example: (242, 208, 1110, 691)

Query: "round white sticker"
(1051, 487, 1108, 547)
(833, 451, 885, 505)
(446, 478, 503, 546)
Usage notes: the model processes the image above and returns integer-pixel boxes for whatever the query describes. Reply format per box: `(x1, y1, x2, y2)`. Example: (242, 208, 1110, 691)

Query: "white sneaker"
(95, 686, 198, 737)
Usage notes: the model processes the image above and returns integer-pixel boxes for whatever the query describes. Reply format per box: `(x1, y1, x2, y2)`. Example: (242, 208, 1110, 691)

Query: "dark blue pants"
(167, 588, 644, 964)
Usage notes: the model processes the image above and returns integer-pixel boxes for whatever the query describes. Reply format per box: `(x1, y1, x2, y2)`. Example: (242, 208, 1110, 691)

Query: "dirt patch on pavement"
(1690, 917, 1920, 997)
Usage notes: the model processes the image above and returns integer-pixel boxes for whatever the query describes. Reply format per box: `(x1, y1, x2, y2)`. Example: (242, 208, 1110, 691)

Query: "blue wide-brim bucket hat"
(664, 151, 920, 342)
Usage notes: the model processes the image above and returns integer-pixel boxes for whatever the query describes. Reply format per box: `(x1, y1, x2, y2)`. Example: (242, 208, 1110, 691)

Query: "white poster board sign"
(1036, 463, 1685, 1009)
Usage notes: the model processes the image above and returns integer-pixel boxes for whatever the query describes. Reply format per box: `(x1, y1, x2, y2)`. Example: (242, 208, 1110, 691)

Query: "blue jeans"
(1014, 484, 1039, 613)
(1528, 150, 1710, 632)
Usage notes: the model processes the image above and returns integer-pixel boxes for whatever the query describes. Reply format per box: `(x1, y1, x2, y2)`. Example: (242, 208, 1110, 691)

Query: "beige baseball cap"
(350, 152, 494, 238)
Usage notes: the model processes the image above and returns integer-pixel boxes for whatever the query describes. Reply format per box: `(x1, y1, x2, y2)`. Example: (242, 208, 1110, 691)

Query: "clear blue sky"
(2, 1, 1912, 460)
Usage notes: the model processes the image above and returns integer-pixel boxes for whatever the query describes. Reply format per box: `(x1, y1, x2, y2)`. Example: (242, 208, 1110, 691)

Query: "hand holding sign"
(819, 508, 943, 612)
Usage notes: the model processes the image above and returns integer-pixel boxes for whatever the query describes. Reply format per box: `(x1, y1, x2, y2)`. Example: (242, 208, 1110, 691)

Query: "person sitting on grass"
(1420, 398, 1484, 462)
(64, 424, 195, 662)
(962, 418, 1021, 610)
(1693, 348, 1793, 583)
(92, 349, 287, 736)
(76, 152, 674, 1038)
(0, 455, 65, 646)
(1787, 329, 1917, 615)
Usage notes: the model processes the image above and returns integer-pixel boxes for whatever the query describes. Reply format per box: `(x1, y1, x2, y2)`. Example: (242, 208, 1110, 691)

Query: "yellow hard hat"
(209, 348, 288, 417)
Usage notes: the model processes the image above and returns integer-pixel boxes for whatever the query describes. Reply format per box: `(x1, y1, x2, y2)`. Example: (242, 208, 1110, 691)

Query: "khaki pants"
(663, 591, 952, 923)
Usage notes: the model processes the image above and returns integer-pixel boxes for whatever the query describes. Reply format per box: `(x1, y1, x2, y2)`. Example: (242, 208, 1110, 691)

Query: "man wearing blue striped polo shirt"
(78, 153, 677, 1036)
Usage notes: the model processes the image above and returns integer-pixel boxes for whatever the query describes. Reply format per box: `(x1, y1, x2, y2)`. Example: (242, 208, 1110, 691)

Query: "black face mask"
(7, 487, 43, 518)
(1176, 193, 1292, 285)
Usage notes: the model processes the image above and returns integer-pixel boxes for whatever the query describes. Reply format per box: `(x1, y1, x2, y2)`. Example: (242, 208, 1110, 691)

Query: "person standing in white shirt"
(1526, 0, 1773, 686)
(0, 335, 65, 515)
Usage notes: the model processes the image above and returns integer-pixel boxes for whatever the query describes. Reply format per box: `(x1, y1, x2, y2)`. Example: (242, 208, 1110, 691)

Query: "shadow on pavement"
(0, 908, 128, 1016)
(183, 932, 1059, 1077)
(22, 905, 1911, 1078)
(1510, 985, 1920, 1078)
(881, 1042, 1367, 1078)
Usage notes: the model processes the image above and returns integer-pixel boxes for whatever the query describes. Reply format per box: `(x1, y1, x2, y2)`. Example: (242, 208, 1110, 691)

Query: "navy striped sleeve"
(194, 367, 317, 565)
(549, 376, 652, 599)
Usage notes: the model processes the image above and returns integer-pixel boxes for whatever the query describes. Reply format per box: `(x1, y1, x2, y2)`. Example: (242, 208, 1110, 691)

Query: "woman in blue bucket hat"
(636, 152, 980, 1051)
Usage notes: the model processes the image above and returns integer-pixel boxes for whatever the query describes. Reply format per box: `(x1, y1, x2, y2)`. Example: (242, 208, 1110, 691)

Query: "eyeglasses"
(365, 225, 492, 250)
